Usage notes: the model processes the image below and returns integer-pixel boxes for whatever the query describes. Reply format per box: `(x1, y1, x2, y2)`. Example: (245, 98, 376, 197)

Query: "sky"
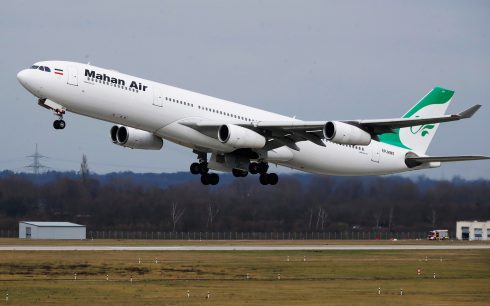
(1, 1, 489, 179)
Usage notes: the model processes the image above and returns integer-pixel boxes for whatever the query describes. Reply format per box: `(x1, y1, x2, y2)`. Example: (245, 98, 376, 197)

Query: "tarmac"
(1, 245, 489, 251)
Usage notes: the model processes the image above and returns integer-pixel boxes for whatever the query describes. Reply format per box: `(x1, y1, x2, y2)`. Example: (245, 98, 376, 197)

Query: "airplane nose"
(17, 69, 28, 85)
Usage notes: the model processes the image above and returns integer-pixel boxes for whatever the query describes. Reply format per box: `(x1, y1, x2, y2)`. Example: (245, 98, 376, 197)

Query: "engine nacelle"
(323, 121, 371, 145)
(218, 124, 266, 149)
(110, 125, 163, 150)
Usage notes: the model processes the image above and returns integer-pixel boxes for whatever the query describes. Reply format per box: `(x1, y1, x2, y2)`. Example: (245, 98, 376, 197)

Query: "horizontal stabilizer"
(405, 155, 490, 168)
(407, 155, 490, 163)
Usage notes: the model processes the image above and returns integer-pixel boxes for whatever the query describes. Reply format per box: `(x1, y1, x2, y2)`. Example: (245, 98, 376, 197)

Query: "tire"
(259, 173, 269, 185)
(232, 168, 242, 177)
(257, 162, 269, 174)
(190, 163, 200, 175)
(208, 173, 219, 185)
(198, 163, 209, 175)
(268, 173, 279, 185)
(53, 120, 60, 129)
(249, 162, 259, 174)
(58, 120, 66, 129)
(200, 174, 209, 185)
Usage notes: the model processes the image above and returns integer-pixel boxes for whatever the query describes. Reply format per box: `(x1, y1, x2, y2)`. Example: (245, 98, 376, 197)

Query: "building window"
(475, 228, 482, 240)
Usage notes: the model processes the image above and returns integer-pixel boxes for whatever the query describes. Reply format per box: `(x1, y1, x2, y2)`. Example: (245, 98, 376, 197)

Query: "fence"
(1, 229, 435, 240)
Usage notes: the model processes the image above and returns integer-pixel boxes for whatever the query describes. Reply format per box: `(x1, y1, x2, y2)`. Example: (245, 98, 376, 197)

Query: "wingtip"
(459, 104, 482, 119)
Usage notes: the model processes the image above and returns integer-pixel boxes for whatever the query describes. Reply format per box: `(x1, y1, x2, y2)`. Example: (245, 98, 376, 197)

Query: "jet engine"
(110, 125, 163, 150)
(218, 124, 266, 149)
(323, 121, 371, 145)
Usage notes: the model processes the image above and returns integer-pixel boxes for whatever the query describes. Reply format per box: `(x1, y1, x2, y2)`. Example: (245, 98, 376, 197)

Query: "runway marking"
(1, 245, 489, 251)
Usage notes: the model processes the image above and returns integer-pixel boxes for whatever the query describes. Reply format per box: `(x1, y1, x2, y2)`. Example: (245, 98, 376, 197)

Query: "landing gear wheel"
(208, 173, 219, 185)
(232, 168, 248, 177)
(268, 173, 279, 185)
(259, 173, 269, 185)
(201, 173, 219, 185)
(257, 162, 269, 174)
(249, 162, 259, 174)
(53, 120, 65, 130)
(201, 174, 210, 185)
(198, 163, 209, 175)
(190, 163, 200, 175)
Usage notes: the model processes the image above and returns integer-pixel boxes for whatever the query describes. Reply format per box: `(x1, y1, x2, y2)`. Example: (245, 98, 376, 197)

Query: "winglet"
(458, 104, 481, 119)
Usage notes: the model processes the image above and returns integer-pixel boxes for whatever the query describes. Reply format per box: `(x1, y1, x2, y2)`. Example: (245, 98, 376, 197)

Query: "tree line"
(0, 171, 489, 232)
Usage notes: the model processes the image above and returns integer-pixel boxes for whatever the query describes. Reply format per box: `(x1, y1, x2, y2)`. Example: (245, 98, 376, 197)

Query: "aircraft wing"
(180, 104, 481, 151)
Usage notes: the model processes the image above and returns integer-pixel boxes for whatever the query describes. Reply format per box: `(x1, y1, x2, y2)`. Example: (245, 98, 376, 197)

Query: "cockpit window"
(44, 66, 51, 72)
(39, 66, 45, 71)
(30, 65, 39, 69)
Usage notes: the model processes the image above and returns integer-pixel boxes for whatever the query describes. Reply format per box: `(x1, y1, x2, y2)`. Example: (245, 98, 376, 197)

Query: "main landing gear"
(53, 109, 66, 130)
(190, 151, 219, 185)
(249, 162, 279, 185)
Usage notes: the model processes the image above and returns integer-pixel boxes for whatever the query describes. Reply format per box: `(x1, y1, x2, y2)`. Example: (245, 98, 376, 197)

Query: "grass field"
(0, 241, 489, 305)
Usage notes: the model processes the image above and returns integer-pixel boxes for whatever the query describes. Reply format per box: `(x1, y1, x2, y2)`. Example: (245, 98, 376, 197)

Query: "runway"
(1, 244, 489, 251)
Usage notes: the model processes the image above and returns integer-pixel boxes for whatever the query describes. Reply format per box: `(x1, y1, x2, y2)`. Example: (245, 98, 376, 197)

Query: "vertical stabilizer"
(379, 87, 454, 154)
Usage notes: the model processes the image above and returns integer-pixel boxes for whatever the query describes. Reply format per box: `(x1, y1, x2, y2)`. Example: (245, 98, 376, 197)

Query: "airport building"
(456, 221, 490, 240)
(18, 221, 86, 240)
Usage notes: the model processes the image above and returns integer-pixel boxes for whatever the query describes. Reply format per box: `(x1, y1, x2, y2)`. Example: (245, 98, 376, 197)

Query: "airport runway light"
(155, 258, 158, 264)
(206, 291, 210, 299)
(187, 290, 190, 298)
(433, 272, 436, 279)
(287, 256, 290, 262)
(130, 276, 133, 284)
(246, 273, 250, 280)
(425, 256, 428, 262)
(417, 268, 421, 276)
(277, 273, 281, 280)
(400, 288, 403, 296)
(74, 272, 77, 280)
(106, 274, 109, 281)
(138, 258, 141, 264)
(5, 292, 8, 303)
(303, 256, 307, 262)
(378, 287, 381, 295)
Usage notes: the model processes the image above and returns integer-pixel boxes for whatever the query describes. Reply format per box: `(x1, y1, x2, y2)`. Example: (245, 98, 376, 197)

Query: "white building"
(456, 221, 490, 241)
(19, 221, 86, 240)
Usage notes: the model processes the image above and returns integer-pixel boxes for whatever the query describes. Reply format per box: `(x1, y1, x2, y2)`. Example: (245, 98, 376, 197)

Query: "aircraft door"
(153, 87, 163, 107)
(67, 66, 78, 86)
(371, 147, 380, 163)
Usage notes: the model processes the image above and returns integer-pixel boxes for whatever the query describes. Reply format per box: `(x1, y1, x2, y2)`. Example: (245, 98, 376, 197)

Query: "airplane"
(17, 60, 489, 185)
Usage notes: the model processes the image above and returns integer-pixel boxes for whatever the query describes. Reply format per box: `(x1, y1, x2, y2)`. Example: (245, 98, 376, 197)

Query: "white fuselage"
(17, 61, 426, 176)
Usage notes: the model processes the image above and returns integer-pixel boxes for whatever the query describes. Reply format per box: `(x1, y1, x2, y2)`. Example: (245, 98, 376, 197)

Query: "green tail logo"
(410, 124, 435, 137)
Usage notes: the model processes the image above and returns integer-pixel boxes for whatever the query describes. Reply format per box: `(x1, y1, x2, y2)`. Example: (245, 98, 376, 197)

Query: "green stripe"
(55, 68, 63, 72)
(403, 87, 454, 118)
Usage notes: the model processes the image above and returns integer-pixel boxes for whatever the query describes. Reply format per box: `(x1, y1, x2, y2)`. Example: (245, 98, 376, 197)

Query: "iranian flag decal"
(54, 68, 63, 76)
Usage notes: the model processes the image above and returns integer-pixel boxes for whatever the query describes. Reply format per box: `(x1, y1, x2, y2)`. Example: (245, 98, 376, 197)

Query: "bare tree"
(431, 209, 437, 228)
(80, 154, 89, 182)
(206, 203, 220, 231)
(307, 208, 314, 230)
(373, 211, 382, 229)
(315, 207, 328, 231)
(388, 206, 394, 233)
(170, 202, 185, 232)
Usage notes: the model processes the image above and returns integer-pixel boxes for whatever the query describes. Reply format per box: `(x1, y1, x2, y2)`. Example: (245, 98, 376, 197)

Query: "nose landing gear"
(53, 109, 66, 130)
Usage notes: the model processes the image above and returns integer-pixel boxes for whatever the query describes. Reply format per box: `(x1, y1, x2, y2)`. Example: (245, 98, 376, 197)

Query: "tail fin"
(379, 87, 454, 154)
